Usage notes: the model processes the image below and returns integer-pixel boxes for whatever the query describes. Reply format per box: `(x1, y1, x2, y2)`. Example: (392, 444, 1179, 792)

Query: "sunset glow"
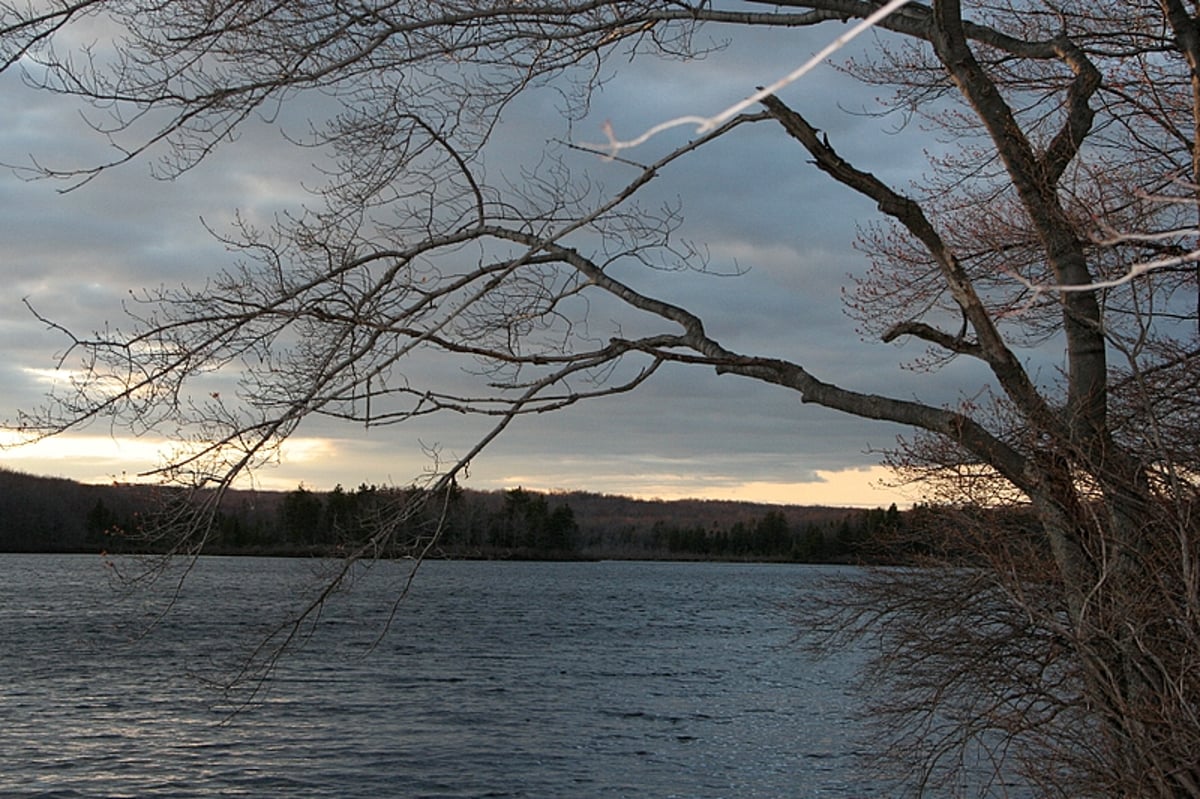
(1, 430, 913, 508)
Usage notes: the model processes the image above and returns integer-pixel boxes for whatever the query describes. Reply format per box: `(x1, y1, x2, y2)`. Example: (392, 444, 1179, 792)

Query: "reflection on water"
(1, 555, 873, 798)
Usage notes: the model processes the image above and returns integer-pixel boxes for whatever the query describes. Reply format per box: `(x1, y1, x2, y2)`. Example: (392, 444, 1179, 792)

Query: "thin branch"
(581, 0, 914, 156)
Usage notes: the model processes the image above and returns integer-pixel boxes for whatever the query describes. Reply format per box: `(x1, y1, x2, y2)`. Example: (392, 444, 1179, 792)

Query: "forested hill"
(0, 466, 910, 562)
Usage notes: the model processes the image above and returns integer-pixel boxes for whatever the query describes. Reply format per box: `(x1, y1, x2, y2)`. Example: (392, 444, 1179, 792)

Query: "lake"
(1, 555, 878, 797)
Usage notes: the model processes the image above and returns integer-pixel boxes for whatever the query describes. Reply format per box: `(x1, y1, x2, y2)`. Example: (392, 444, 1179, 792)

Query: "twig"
(582, 0, 914, 156)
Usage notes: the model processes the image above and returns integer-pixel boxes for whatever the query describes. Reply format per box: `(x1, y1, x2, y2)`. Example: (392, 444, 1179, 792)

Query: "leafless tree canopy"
(4, 1, 1200, 795)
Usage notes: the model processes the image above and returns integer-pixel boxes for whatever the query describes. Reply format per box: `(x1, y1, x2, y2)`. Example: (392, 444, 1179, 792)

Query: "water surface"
(1, 555, 873, 797)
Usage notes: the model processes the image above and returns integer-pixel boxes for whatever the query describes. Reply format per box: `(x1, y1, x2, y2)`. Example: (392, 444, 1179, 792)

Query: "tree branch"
(929, 0, 1109, 449)
(747, 0, 1060, 58)
(882, 321, 982, 357)
(760, 93, 1053, 425)
(715, 355, 1031, 490)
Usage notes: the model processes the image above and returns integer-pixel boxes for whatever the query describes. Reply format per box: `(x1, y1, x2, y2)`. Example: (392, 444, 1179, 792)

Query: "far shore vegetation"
(0, 465, 951, 563)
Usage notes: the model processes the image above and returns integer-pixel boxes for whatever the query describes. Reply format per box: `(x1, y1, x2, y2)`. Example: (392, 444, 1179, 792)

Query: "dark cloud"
(0, 22, 986, 505)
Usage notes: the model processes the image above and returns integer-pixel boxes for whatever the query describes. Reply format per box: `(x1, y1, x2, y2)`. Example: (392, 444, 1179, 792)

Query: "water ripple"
(1, 556, 874, 798)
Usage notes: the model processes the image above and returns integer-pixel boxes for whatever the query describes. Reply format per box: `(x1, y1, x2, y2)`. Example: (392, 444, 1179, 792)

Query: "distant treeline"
(0, 466, 918, 562)
(646, 505, 903, 561)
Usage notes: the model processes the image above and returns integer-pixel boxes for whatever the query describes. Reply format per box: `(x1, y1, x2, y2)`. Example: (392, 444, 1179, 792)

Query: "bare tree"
(3, 0, 1200, 795)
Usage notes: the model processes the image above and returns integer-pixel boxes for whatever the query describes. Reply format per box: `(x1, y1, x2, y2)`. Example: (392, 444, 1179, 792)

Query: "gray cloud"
(0, 23, 995, 505)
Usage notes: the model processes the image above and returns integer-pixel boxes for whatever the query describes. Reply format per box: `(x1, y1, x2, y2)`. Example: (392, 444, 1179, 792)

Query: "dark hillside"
(0, 468, 904, 561)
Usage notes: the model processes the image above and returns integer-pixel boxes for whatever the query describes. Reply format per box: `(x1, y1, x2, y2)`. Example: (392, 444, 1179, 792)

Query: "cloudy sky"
(0, 17, 982, 508)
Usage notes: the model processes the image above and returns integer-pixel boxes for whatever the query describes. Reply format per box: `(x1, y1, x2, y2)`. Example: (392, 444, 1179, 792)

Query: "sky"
(0, 16, 982, 508)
